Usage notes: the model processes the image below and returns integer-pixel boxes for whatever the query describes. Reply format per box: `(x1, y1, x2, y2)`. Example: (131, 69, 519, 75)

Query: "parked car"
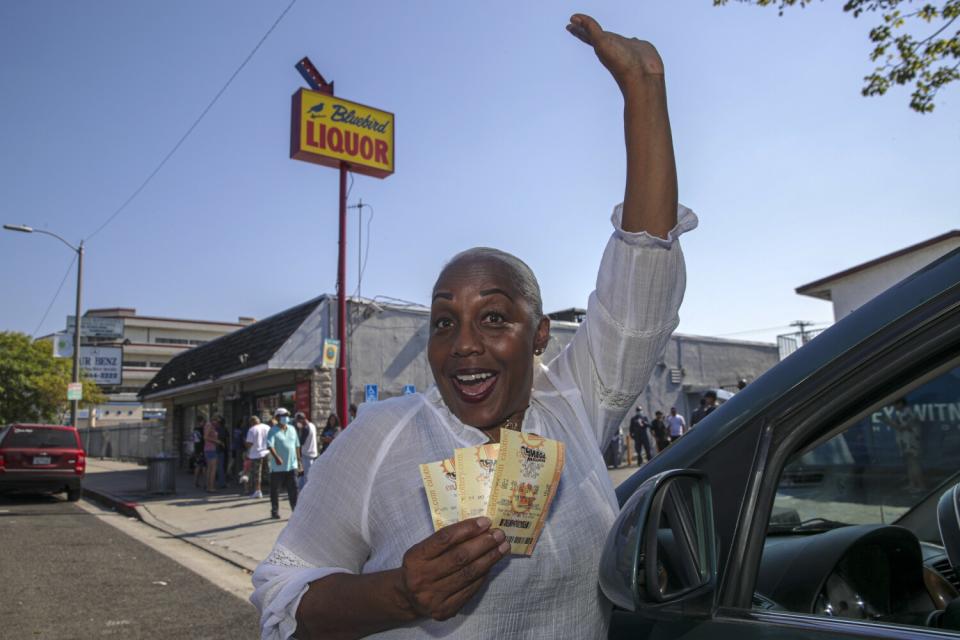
(604, 248, 960, 638)
(0, 423, 86, 501)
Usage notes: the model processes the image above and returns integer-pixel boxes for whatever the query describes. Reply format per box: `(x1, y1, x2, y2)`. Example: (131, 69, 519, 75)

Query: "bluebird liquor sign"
(291, 89, 394, 178)
(290, 55, 394, 429)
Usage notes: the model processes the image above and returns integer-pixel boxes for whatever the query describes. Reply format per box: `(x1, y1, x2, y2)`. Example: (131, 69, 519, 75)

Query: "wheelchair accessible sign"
(365, 384, 379, 403)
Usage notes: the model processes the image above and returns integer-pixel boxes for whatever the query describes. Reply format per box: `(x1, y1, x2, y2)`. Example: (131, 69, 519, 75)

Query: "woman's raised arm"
(566, 14, 678, 238)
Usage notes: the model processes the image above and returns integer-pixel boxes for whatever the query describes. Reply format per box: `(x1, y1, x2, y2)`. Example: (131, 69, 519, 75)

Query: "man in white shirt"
(666, 407, 686, 442)
(244, 415, 271, 498)
(295, 412, 319, 490)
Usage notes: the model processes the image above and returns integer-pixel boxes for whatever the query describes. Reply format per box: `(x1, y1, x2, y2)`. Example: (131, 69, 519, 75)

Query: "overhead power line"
(714, 322, 829, 338)
(32, 254, 77, 338)
(85, 0, 298, 242)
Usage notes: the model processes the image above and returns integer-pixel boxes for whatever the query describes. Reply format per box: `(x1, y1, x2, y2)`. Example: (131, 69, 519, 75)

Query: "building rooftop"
(796, 230, 960, 300)
(139, 297, 324, 398)
(85, 307, 253, 326)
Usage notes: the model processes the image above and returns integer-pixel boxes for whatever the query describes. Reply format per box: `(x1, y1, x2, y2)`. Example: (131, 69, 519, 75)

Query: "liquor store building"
(140, 296, 779, 463)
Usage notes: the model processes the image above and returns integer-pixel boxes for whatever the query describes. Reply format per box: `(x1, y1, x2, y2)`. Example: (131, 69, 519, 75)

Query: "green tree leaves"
(715, 0, 960, 112)
(0, 332, 104, 425)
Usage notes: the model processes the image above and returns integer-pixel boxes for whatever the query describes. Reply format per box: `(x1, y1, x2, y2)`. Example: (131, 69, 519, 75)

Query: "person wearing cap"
(266, 408, 302, 519)
(295, 412, 319, 490)
(690, 390, 718, 430)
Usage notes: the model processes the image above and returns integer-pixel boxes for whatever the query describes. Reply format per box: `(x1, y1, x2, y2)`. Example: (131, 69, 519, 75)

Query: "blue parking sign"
(402, 384, 416, 395)
(365, 384, 379, 402)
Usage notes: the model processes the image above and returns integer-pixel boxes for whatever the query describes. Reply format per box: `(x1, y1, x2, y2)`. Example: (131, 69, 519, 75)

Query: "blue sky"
(1, 1, 957, 343)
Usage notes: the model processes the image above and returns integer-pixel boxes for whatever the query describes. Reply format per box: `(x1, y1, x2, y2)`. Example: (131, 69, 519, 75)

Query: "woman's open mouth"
(450, 370, 498, 403)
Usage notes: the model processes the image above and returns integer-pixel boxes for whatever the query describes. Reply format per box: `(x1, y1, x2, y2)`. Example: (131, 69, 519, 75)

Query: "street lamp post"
(4, 224, 84, 428)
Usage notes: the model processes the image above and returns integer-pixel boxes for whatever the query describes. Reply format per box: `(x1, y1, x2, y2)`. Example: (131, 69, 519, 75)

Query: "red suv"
(0, 424, 86, 501)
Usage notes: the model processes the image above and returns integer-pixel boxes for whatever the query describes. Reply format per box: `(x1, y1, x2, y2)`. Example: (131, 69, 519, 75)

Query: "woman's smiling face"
(428, 256, 550, 431)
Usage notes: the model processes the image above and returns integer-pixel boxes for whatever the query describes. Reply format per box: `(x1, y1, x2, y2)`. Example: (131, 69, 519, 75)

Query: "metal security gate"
(76, 422, 167, 463)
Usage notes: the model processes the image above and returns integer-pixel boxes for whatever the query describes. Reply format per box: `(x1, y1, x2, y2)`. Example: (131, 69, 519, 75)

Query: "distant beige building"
(55, 308, 254, 426)
(797, 230, 960, 321)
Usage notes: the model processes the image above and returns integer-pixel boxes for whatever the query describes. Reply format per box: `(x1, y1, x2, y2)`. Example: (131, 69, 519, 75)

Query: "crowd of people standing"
(189, 406, 348, 518)
(620, 390, 722, 466)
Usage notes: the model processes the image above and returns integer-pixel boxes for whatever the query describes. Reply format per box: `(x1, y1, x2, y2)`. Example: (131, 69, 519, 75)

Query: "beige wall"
(825, 239, 960, 320)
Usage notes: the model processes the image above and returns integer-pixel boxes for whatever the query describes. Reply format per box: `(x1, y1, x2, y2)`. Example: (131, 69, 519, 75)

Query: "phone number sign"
(79, 346, 122, 386)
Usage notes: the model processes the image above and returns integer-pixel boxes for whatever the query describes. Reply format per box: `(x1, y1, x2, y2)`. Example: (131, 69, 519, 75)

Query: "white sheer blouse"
(251, 203, 698, 639)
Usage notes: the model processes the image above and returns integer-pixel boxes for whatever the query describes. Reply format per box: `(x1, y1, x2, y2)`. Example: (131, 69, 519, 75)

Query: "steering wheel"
(938, 484, 960, 574)
(930, 484, 960, 630)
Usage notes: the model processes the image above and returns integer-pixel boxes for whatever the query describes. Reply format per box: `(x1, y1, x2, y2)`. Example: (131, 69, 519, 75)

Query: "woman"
(203, 416, 222, 493)
(319, 413, 340, 455)
(252, 14, 696, 639)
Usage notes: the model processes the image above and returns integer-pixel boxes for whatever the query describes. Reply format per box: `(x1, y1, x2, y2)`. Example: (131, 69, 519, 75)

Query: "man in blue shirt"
(266, 407, 302, 519)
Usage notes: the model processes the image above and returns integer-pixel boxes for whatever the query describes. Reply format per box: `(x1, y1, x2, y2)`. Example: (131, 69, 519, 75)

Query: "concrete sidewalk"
(83, 458, 644, 574)
(83, 458, 294, 573)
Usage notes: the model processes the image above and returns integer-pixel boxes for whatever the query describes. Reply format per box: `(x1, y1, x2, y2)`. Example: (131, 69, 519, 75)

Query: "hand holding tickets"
(419, 432, 565, 556)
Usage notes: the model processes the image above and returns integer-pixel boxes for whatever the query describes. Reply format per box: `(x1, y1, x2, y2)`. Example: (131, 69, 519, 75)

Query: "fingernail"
(477, 517, 491, 529)
(498, 541, 511, 554)
(492, 529, 506, 542)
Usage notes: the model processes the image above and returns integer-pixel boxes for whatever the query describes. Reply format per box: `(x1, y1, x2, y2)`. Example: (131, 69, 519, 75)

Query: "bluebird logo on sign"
(402, 385, 416, 395)
(308, 103, 326, 118)
(365, 384, 379, 403)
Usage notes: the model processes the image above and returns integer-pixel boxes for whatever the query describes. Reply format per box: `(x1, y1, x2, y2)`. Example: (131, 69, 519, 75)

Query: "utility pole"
(348, 198, 371, 300)
(790, 320, 814, 345)
(71, 242, 84, 429)
(3, 225, 85, 428)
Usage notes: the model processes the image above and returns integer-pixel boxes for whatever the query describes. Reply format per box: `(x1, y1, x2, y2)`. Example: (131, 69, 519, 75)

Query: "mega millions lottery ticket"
(418, 457, 458, 532)
(485, 430, 565, 555)
(453, 443, 500, 521)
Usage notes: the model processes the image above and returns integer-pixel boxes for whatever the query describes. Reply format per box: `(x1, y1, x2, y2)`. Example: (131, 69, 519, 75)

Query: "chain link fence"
(77, 422, 169, 463)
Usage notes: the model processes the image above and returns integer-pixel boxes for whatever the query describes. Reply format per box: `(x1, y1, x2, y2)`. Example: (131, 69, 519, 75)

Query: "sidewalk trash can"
(146, 455, 178, 494)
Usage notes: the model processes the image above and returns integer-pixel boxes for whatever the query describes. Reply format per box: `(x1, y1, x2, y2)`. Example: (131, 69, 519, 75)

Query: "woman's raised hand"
(397, 517, 509, 621)
(566, 14, 663, 93)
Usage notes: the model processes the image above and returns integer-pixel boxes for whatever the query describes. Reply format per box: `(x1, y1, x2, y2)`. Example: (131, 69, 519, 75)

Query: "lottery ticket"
(418, 457, 459, 532)
(454, 443, 500, 521)
(486, 430, 565, 556)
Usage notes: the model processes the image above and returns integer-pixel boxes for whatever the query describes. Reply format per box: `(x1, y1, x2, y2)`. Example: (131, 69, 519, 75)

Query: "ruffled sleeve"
(542, 203, 697, 448)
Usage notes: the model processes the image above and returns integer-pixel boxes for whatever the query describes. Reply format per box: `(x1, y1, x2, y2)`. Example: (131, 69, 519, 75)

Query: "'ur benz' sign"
(291, 89, 394, 178)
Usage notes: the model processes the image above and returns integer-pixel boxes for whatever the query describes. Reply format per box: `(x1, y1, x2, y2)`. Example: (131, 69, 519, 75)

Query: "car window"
(758, 363, 960, 629)
(771, 365, 960, 530)
(1, 427, 78, 449)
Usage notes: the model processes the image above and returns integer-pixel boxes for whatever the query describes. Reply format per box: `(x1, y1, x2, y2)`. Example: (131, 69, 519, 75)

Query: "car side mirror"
(599, 469, 716, 611)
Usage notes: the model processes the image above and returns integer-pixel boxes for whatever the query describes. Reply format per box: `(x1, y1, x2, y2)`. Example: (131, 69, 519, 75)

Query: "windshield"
(1, 426, 78, 449)
(770, 365, 960, 532)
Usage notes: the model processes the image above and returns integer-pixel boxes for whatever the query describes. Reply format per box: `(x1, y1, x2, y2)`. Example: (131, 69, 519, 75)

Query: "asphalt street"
(0, 493, 260, 639)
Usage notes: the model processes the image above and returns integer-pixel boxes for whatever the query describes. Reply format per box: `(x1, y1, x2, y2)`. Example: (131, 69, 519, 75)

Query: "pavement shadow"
(0, 493, 104, 517)
(176, 518, 283, 538)
(161, 494, 251, 507)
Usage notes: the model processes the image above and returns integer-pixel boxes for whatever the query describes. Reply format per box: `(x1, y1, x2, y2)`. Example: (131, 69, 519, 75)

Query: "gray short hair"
(440, 247, 543, 321)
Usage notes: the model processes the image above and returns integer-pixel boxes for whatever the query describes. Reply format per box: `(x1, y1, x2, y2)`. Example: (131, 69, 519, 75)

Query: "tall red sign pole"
(295, 58, 350, 427)
(337, 163, 349, 426)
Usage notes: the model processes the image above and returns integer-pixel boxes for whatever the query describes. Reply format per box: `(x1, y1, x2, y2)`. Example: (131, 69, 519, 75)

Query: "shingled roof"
(140, 296, 326, 399)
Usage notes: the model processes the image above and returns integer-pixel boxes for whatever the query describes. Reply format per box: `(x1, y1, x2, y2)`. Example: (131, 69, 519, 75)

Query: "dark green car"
(605, 247, 960, 639)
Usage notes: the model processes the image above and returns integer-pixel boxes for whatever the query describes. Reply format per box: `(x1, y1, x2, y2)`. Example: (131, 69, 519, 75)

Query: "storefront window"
(255, 391, 296, 421)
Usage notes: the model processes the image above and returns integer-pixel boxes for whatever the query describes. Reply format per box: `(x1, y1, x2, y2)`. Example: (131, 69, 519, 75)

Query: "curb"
(83, 486, 142, 520)
(82, 486, 259, 574)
